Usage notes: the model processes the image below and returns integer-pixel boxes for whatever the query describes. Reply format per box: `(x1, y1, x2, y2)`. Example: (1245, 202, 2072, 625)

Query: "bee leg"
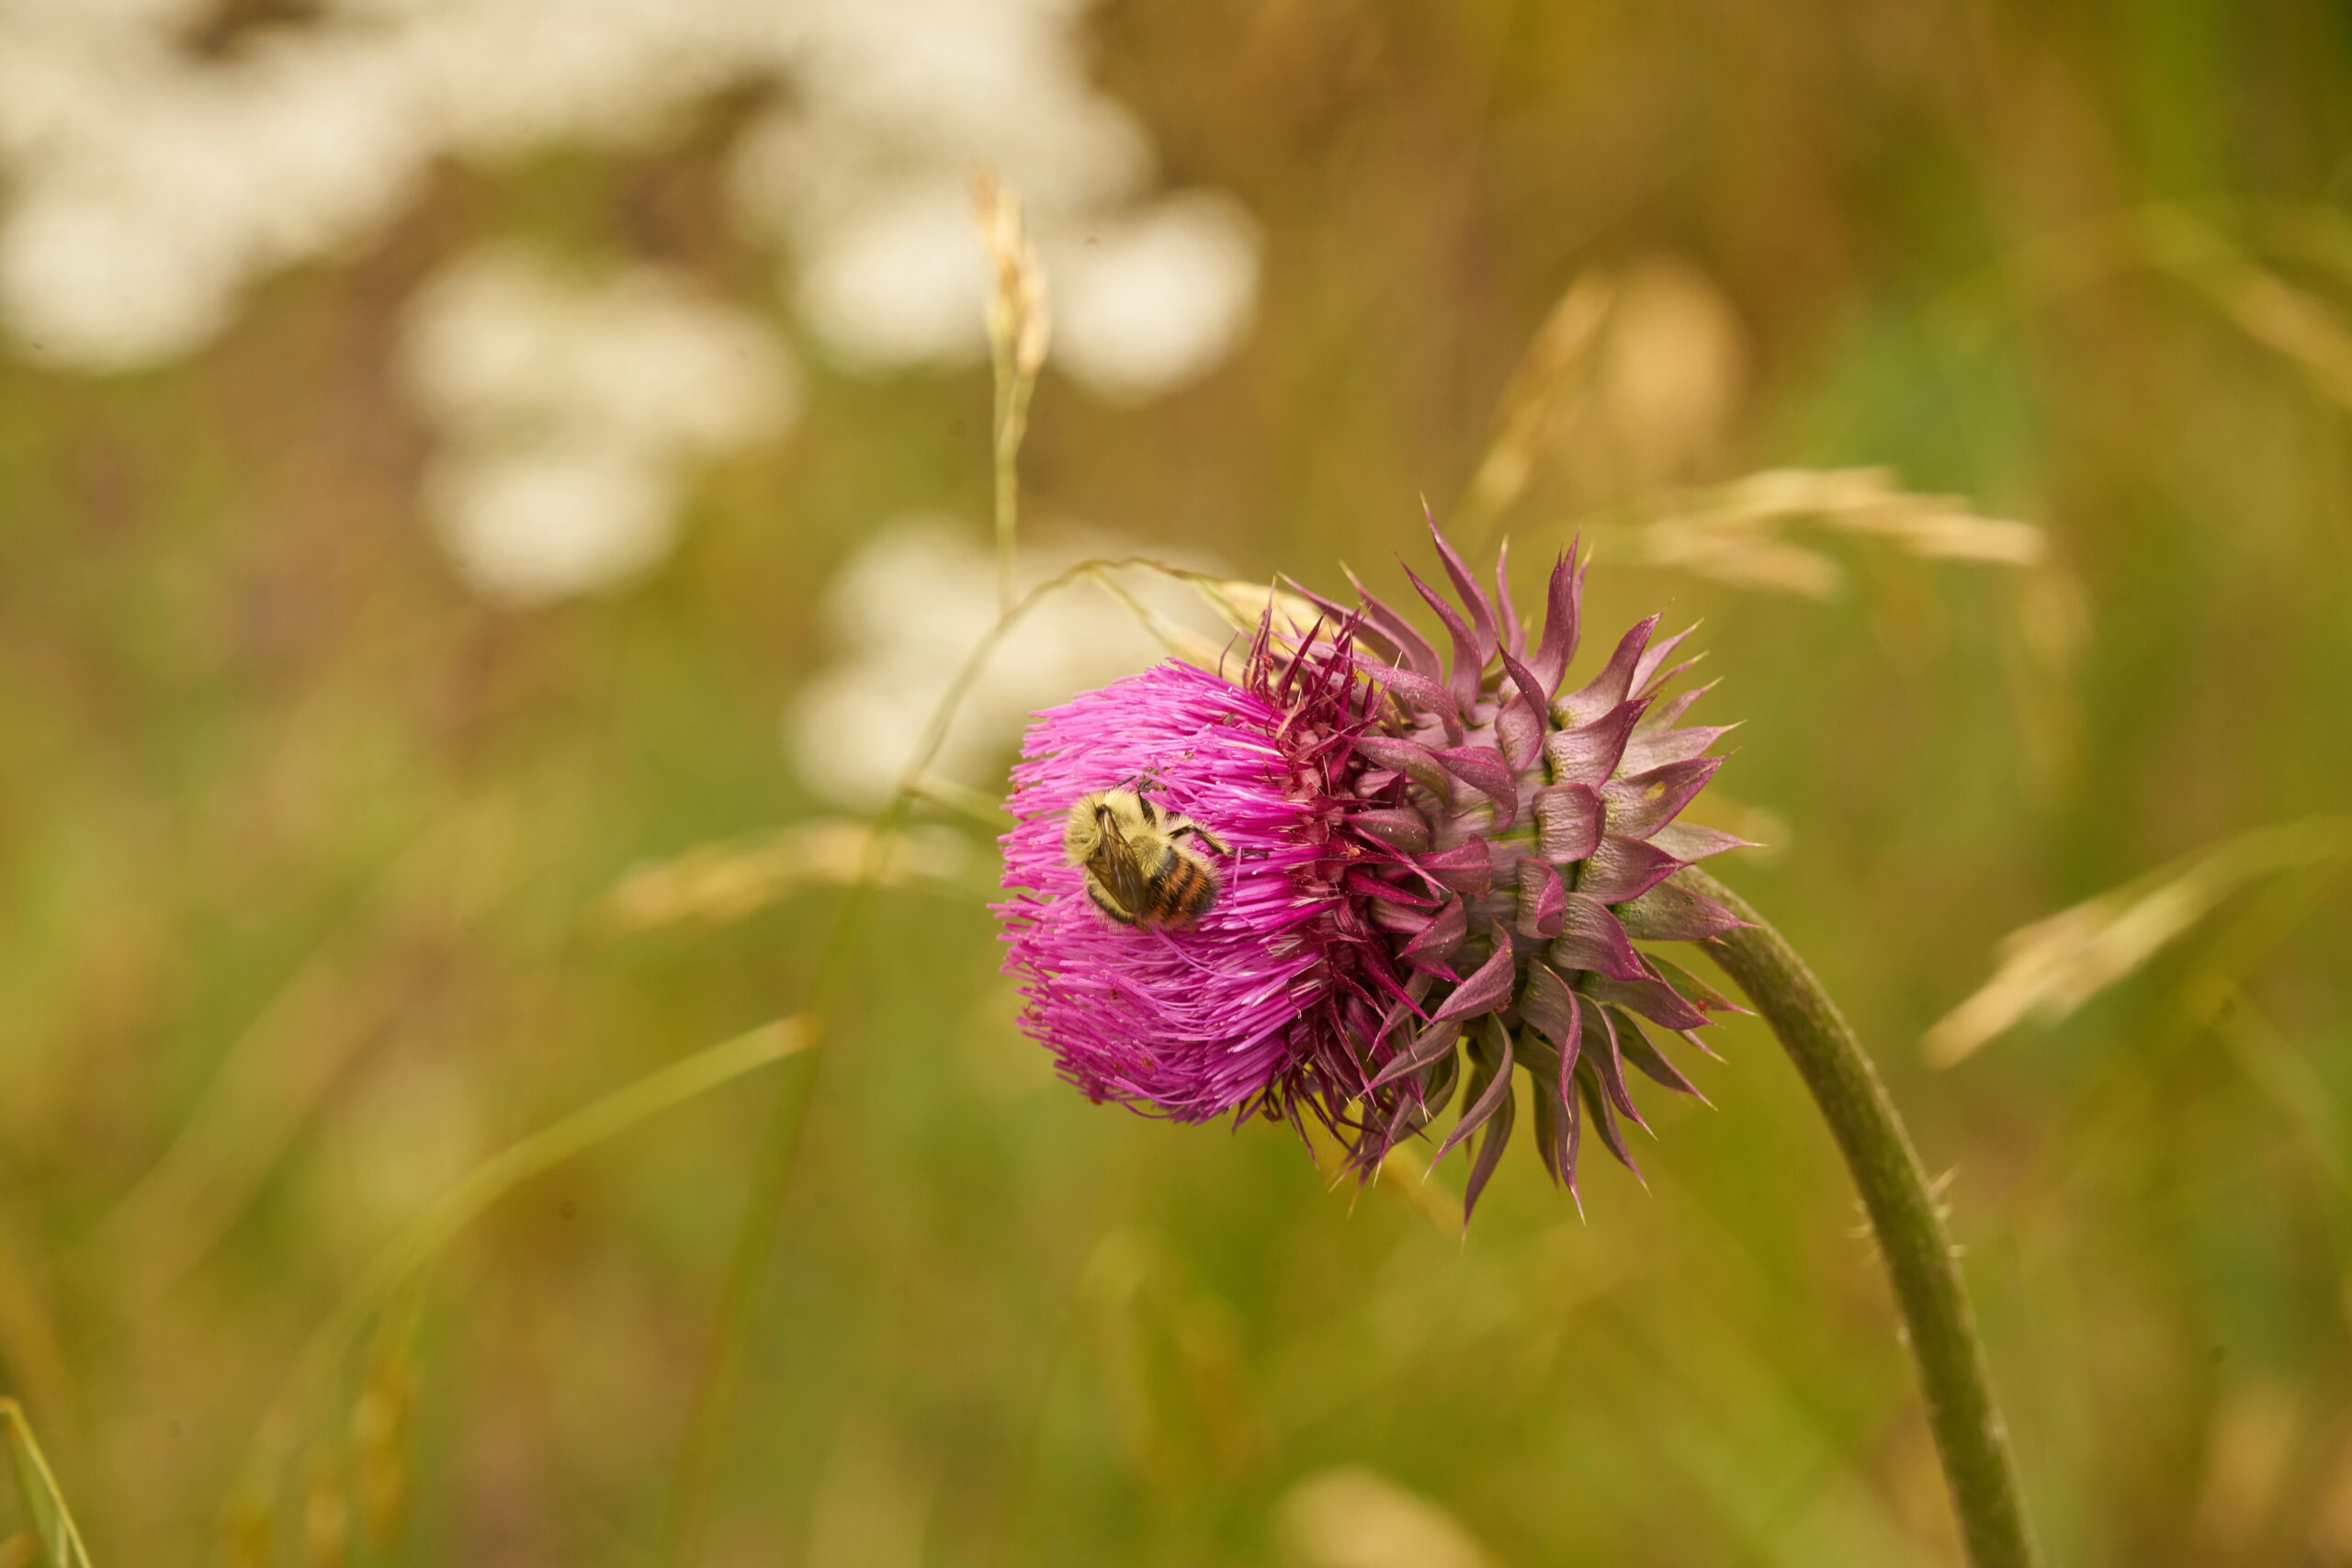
(1082, 871, 1137, 926)
(1172, 823, 1229, 858)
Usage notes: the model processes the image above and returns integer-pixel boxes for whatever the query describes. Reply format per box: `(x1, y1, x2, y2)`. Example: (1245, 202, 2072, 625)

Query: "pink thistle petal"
(1493, 538, 1527, 661)
(1344, 568, 1442, 678)
(1631, 623, 1699, 695)
(1556, 614, 1660, 727)
(1415, 839, 1494, 897)
(1431, 1016, 1513, 1166)
(1349, 866, 1442, 906)
(1404, 564, 1487, 707)
(1370, 665, 1464, 743)
(1639, 654, 1708, 696)
(1429, 930, 1519, 1023)
(1494, 648, 1551, 771)
(1620, 722, 1738, 774)
(1368, 1017, 1463, 1090)
(1557, 1082, 1587, 1206)
(1603, 757, 1725, 840)
(1650, 954, 1745, 1017)
(1520, 960, 1581, 1054)
(1613, 880, 1747, 942)
(1649, 821, 1753, 862)
(1582, 969, 1713, 1032)
(1577, 1066, 1639, 1176)
(1543, 698, 1648, 784)
(1428, 515, 1501, 664)
(1548, 892, 1646, 981)
(1576, 835, 1687, 903)
(1611, 1006, 1711, 1104)
(1430, 744, 1517, 814)
(1532, 783, 1605, 863)
(1399, 895, 1469, 974)
(1526, 546, 1586, 695)
(1287, 580, 1399, 666)
(1457, 1048, 1517, 1223)
(1351, 806, 1434, 853)
(1580, 1000, 1648, 1129)
(1514, 858, 1568, 939)
(1354, 735, 1457, 803)
(1634, 679, 1717, 734)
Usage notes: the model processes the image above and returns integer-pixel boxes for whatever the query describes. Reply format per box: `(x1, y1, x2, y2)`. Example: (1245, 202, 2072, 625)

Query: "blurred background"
(3, 1, 2350, 1564)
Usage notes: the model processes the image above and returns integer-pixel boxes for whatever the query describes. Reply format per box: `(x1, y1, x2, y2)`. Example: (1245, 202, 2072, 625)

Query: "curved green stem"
(1677, 867, 2038, 1568)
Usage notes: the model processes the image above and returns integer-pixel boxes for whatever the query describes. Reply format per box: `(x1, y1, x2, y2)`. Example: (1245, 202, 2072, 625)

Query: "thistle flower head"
(998, 626, 1397, 1128)
(998, 524, 1747, 1219)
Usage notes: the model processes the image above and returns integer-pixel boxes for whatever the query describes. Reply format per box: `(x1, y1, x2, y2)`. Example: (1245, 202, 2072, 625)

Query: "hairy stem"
(1678, 867, 2037, 1568)
(992, 366, 1035, 618)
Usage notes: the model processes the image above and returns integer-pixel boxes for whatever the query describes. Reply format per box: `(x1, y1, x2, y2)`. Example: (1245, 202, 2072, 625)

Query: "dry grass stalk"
(974, 171, 1050, 379)
(301, 1455, 349, 1568)
(2, 1399, 93, 1568)
(598, 819, 985, 934)
(1196, 578, 1326, 645)
(975, 172, 1052, 617)
(1080, 567, 1232, 672)
(1068, 565, 1325, 676)
(0, 1230, 70, 1459)
(1459, 256, 1750, 540)
(1462, 272, 1615, 525)
(1924, 816, 2352, 1066)
(1942, 204, 2352, 418)
(1618, 467, 2047, 600)
(2204, 263, 2352, 414)
(349, 1342, 414, 1548)
(2195, 978, 2352, 1197)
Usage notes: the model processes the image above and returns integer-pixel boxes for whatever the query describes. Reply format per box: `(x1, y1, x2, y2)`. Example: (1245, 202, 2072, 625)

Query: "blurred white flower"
(402, 243, 797, 604)
(0, 0, 1261, 400)
(0, 186, 241, 368)
(1049, 193, 1261, 400)
(0, 28, 419, 367)
(791, 182, 995, 370)
(423, 440, 677, 607)
(786, 517, 1231, 807)
(1276, 1467, 1493, 1568)
(403, 244, 797, 452)
(1, 0, 205, 28)
(754, 0, 1150, 217)
(376, 0, 763, 158)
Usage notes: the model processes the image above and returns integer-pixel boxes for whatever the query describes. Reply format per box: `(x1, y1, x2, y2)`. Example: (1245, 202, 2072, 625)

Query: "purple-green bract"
(997, 525, 1747, 1218)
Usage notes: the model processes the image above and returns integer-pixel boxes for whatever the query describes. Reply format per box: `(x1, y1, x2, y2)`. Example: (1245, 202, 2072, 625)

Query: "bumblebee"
(1063, 786, 1230, 930)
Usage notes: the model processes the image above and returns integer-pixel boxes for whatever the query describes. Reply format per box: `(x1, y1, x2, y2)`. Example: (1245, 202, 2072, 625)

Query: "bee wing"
(1091, 821, 1156, 917)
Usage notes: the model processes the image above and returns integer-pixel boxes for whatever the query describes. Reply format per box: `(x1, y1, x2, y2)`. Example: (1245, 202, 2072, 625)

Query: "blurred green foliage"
(4, 3, 2352, 1566)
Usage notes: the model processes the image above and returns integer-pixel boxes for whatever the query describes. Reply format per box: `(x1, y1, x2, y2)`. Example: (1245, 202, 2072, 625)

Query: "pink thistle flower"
(998, 525, 1746, 1220)
(997, 626, 1406, 1134)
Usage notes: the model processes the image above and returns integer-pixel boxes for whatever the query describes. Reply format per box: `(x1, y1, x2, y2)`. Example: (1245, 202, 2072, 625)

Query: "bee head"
(1062, 787, 1146, 865)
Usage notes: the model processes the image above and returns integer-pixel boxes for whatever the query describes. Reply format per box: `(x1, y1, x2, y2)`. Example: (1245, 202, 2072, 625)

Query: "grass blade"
(2, 1401, 93, 1568)
(1925, 816, 2352, 1066)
